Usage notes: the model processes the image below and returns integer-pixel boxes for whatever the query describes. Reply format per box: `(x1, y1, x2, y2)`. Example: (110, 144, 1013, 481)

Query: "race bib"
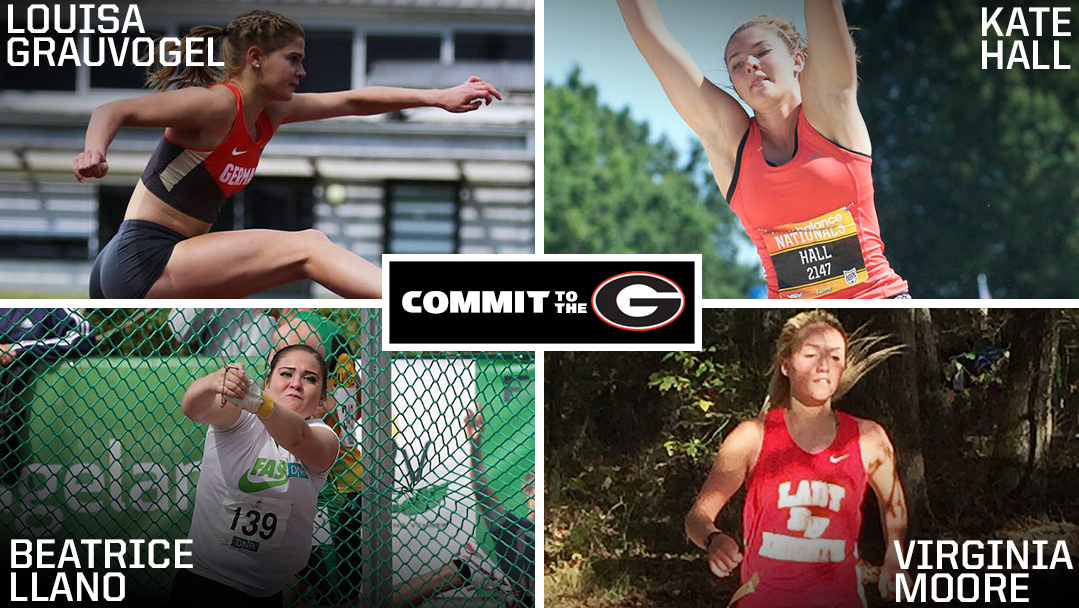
(214, 493, 293, 554)
(762, 206, 867, 298)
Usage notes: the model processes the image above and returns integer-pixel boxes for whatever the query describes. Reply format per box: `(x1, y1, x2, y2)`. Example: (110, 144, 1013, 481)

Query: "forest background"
(545, 308, 1079, 606)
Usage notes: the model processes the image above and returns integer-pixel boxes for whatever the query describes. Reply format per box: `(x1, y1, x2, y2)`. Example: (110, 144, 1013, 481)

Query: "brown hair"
(764, 310, 902, 411)
(729, 14, 809, 62)
(144, 10, 304, 91)
(267, 343, 328, 402)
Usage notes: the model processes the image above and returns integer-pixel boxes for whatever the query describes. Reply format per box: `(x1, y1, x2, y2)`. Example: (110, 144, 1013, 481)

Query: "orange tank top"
(727, 106, 907, 299)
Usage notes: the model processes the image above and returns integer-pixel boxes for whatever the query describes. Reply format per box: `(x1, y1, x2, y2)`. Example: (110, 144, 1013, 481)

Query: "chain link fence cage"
(0, 308, 535, 607)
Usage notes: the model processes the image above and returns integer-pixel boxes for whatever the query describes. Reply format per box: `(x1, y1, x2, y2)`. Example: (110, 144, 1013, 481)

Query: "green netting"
(0, 308, 536, 607)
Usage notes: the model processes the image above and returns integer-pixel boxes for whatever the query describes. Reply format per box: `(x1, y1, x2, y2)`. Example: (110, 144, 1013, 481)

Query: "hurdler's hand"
(707, 533, 743, 578)
(438, 76, 503, 112)
(72, 149, 109, 182)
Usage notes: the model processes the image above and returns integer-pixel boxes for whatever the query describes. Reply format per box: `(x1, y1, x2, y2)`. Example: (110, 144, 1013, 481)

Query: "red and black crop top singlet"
(141, 82, 275, 224)
(739, 408, 868, 608)
(727, 106, 907, 299)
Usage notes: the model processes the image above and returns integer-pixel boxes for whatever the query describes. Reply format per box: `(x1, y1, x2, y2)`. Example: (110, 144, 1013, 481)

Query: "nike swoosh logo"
(810, 150, 822, 160)
(829, 454, 849, 464)
(231, 147, 247, 156)
(238, 471, 289, 493)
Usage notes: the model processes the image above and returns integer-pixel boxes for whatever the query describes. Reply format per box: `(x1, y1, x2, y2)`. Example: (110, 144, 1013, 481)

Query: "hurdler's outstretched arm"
(272, 77, 503, 124)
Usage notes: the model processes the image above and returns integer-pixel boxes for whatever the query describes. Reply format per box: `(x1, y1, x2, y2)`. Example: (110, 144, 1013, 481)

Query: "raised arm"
(859, 419, 910, 601)
(269, 77, 503, 125)
(464, 406, 509, 522)
(73, 87, 233, 182)
(616, 0, 749, 153)
(685, 419, 762, 578)
(181, 363, 247, 428)
(800, 0, 871, 153)
(182, 363, 338, 473)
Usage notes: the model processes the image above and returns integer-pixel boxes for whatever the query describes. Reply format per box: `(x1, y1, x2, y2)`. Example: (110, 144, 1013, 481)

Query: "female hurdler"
(618, 0, 908, 299)
(685, 310, 911, 606)
(75, 10, 501, 299)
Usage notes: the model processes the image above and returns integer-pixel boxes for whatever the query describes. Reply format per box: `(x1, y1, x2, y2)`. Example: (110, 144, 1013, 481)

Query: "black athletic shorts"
(90, 219, 185, 298)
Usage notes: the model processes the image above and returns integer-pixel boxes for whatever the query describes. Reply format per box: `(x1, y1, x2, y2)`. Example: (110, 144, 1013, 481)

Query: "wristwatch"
(706, 531, 722, 550)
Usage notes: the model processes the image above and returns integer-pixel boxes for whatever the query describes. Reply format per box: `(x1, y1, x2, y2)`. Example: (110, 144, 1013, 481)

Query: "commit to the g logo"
(592, 272, 685, 331)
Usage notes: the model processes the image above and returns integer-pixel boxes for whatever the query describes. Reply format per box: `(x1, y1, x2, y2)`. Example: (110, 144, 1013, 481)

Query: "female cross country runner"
(685, 310, 912, 607)
(75, 10, 502, 299)
(170, 343, 339, 607)
(618, 0, 908, 299)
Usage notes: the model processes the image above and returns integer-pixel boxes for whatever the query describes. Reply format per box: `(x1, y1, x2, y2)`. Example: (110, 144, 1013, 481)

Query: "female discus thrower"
(685, 311, 912, 607)
(170, 344, 339, 606)
(75, 10, 502, 299)
(618, 0, 908, 299)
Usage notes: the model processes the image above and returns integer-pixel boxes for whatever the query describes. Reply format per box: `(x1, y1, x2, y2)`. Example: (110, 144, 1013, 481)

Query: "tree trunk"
(992, 309, 1058, 498)
(889, 309, 930, 535)
(916, 308, 960, 471)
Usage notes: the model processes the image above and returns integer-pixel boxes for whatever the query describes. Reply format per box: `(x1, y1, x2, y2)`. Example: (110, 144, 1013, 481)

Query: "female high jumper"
(618, 0, 908, 299)
(75, 10, 501, 299)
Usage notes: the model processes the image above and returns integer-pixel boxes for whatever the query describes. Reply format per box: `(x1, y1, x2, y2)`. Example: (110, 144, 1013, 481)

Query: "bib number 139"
(216, 494, 292, 553)
(231, 506, 278, 540)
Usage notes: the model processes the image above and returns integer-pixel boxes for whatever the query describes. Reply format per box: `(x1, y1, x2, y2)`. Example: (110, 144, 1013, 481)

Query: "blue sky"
(544, 0, 806, 160)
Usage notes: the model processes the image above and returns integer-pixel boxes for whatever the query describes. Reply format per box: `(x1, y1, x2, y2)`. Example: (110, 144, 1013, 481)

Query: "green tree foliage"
(849, 0, 1079, 297)
(548, 309, 1079, 604)
(544, 68, 758, 299)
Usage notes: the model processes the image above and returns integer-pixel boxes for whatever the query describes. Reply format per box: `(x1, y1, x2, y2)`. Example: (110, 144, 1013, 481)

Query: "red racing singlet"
(739, 409, 868, 608)
(727, 106, 908, 299)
